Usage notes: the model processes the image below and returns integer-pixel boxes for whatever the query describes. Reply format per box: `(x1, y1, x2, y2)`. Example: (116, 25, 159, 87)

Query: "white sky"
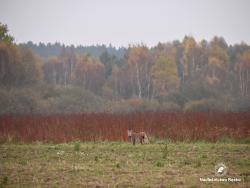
(0, 0, 250, 47)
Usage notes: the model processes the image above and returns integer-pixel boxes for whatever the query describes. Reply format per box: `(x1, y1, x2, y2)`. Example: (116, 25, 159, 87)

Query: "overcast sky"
(0, 0, 250, 47)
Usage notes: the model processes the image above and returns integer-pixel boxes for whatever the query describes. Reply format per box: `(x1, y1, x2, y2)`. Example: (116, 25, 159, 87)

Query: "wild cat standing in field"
(127, 129, 149, 145)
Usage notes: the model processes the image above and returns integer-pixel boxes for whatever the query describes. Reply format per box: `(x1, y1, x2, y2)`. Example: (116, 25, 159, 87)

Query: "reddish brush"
(0, 112, 249, 143)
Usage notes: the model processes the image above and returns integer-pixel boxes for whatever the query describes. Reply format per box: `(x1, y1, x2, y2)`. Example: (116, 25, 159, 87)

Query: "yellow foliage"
(127, 98, 144, 106)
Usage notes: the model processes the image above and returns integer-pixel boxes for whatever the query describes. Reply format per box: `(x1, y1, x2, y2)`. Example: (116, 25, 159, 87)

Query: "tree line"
(19, 41, 125, 60)
(0, 22, 250, 114)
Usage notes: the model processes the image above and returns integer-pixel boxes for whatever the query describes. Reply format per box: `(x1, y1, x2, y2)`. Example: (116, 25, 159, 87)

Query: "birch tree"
(237, 50, 250, 96)
(127, 45, 153, 98)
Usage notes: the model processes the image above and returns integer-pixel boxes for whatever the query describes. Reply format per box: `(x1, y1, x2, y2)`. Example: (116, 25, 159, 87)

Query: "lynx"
(127, 129, 149, 145)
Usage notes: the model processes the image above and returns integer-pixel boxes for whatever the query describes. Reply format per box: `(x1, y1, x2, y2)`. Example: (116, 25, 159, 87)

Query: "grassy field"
(0, 141, 249, 187)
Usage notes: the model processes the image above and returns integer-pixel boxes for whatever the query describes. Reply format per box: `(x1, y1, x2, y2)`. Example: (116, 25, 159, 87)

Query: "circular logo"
(215, 163, 228, 177)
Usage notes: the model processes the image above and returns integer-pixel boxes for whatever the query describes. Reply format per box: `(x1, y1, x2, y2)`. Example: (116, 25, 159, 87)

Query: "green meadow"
(0, 141, 249, 187)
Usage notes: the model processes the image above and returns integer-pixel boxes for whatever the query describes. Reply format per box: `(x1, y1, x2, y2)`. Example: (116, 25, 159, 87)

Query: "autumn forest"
(1, 22, 250, 114)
